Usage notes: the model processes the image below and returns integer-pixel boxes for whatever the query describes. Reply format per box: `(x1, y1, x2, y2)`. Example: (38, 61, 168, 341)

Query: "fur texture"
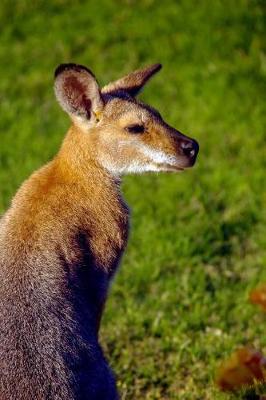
(0, 63, 198, 400)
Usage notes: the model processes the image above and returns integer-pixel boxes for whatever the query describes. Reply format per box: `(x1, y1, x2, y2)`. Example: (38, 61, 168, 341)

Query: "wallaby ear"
(102, 63, 162, 97)
(54, 63, 103, 124)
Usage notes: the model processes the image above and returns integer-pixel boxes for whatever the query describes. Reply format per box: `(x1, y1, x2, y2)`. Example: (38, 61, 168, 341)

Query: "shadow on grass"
(192, 201, 259, 267)
(241, 382, 266, 400)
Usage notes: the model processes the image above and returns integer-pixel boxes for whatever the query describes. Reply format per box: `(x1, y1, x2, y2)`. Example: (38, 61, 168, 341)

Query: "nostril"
(181, 140, 198, 158)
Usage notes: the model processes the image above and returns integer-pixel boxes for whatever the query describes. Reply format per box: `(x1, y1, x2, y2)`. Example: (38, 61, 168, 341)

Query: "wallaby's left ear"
(102, 63, 162, 97)
(54, 63, 103, 124)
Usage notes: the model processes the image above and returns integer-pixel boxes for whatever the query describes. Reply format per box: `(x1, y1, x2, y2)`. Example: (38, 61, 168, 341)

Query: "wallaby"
(0, 63, 199, 400)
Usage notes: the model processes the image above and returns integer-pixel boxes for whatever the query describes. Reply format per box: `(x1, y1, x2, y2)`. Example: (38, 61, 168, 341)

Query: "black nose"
(180, 139, 199, 160)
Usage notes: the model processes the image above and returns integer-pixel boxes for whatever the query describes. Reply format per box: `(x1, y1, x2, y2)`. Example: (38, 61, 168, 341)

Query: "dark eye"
(126, 124, 145, 134)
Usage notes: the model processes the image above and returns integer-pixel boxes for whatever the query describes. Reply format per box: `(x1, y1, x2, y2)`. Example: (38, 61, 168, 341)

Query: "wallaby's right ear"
(54, 63, 104, 124)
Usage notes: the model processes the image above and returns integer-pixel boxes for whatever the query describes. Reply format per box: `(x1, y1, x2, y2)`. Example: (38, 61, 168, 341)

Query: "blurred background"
(0, 0, 265, 398)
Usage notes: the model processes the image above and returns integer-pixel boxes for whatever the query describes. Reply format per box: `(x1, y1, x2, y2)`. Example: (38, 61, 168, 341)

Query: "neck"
(53, 125, 129, 275)
(56, 126, 129, 328)
(56, 125, 120, 187)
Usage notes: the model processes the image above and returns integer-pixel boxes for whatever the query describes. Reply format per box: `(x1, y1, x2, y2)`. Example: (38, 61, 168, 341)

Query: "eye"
(126, 124, 145, 134)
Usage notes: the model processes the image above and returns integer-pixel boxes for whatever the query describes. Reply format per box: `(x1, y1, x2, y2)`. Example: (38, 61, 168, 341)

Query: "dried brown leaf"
(216, 347, 266, 391)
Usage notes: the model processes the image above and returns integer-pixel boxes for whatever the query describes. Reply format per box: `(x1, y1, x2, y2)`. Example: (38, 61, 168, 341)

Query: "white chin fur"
(125, 162, 162, 174)
(99, 142, 179, 175)
(99, 159, 161, 175)
(136, 142, 178, 166)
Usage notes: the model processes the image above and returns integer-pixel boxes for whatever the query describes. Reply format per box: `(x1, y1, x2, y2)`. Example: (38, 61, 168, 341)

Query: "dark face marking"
(126, 124, 145, 134)
(138, 102, 162, 120)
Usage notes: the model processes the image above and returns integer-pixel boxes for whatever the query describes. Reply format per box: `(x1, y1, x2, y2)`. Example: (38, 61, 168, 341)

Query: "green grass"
(0, 0, 266, 398)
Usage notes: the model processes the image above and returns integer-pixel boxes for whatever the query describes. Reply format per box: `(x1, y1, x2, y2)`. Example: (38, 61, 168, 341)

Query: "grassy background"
(0, 0, 266, 398)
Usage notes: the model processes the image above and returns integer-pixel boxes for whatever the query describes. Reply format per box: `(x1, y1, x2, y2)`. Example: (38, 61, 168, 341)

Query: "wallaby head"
(54, 63, 199, 175)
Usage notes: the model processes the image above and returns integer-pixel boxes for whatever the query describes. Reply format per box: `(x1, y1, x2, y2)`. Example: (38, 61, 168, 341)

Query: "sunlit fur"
(0, 63, 198, 400)
(86, 94, 196, 176)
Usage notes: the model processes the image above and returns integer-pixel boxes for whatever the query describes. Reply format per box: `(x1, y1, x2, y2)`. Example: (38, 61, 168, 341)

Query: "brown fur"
(0, 63, 198, 399)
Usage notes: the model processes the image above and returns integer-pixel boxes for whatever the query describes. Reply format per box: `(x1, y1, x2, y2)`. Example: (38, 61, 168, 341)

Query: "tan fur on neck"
(4, 125, 129, 276)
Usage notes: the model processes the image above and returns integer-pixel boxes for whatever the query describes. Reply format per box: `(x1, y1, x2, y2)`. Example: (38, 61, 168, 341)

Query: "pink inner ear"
(64, 76, 91, 117)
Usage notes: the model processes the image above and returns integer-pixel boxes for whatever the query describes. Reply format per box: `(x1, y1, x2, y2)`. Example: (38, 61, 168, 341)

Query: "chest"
(59, 197, 130, 323)
(76, 194, 130, 275)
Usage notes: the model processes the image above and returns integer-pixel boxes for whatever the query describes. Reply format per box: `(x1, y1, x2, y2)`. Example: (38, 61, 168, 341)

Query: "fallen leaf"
(216, 347, 266, 391)
(249, 284, 266, 311)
